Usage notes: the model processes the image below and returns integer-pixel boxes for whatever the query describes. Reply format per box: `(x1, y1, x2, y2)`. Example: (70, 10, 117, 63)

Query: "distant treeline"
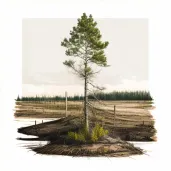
(16, 91, 153, 101)
(89, 91, 152, 101)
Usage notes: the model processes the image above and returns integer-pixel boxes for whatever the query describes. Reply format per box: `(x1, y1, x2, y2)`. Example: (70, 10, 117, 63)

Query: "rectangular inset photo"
(15, 14, 156, 157)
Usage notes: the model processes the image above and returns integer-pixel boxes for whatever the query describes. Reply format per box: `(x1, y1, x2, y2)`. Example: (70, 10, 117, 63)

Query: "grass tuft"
(67, 124, 108, 143)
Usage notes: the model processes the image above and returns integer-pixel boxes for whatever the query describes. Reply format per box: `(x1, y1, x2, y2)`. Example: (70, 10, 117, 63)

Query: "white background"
(0, 0, 171, 171)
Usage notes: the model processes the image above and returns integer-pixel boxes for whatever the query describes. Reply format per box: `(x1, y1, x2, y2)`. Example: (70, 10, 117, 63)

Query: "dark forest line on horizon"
(16, 91, 153, 101)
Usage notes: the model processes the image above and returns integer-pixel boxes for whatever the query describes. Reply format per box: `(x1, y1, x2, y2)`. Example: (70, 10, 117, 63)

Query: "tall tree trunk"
(84, 63, 89, 131)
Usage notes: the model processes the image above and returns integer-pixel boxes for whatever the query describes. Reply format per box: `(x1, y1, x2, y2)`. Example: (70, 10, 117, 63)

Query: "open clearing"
(15, 100, 154, 127)
(15, 100, 156, 141)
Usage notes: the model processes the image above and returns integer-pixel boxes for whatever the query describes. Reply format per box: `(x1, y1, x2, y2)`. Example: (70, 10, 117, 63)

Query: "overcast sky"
(22, 18, 148, 96)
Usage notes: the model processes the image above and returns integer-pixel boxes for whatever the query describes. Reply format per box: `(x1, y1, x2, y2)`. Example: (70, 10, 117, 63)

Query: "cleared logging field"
(15, 100, 154, 128)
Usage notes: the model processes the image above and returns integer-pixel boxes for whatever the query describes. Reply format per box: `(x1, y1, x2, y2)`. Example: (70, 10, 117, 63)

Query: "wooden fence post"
(65, 91, 68, 117)
(35, 120, 36, 125)
(114, 105, 116, 128)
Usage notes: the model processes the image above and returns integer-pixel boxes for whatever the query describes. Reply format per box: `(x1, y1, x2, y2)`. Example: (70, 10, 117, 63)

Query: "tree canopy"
(61, 13, 109, 130)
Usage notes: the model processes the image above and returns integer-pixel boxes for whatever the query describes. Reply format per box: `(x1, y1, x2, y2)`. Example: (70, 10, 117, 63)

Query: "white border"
(1, 1, 171, 171)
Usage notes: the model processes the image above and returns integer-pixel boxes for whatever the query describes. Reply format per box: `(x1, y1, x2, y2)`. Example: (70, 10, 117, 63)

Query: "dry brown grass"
(15, 100, 154, 127)
(31, 135, 143, 157)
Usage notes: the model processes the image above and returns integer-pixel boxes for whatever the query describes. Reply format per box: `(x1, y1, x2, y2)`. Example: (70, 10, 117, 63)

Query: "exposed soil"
(18, 115, 156, 142)
(17, 116, 150, 157)
(31, 136, 143, 157)
(15, 100, 156, 141)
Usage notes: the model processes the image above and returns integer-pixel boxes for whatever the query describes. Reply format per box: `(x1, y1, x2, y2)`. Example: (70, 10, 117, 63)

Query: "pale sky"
(22, 18, 148, 96)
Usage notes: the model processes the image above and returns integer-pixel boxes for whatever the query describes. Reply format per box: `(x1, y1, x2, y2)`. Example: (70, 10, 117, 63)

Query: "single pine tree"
(61, 13, 109, 131)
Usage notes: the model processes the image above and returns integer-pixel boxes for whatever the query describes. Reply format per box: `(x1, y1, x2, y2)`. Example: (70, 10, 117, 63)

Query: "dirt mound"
(31, 136, 143, 157)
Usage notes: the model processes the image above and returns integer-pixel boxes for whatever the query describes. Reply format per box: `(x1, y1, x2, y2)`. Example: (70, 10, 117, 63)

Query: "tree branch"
(63, 60, 85, 78)
(87, 81, 105, 91)
(87, 89, 106, 106)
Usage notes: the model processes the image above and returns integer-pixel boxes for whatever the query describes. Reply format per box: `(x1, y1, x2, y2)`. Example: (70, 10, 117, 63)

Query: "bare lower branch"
(64, 60, 85, 78)
(87, 81, 106, 91)
(87, 89, 106, 106)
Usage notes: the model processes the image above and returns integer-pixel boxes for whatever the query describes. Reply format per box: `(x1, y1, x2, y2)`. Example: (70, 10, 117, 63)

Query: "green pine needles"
(91, 124, 109, 142)
(61, 13, 109, 70)
(61, 13, 110, 130)
(67, 124, 108, 143)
